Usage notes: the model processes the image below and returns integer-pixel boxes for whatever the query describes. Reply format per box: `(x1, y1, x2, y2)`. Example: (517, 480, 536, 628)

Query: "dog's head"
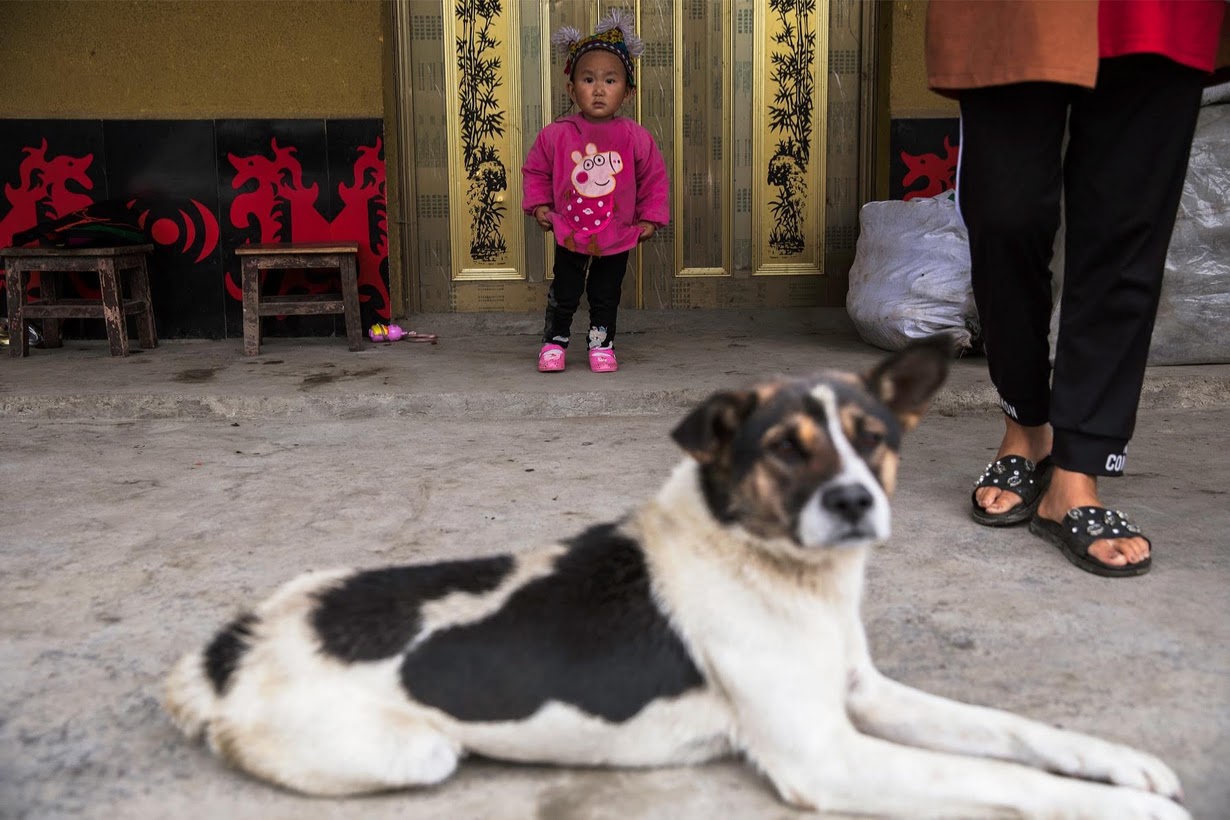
(671, 336, 952, 554)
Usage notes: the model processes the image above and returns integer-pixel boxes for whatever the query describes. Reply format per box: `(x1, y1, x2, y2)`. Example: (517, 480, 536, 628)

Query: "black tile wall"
(0, 118, 387, 340)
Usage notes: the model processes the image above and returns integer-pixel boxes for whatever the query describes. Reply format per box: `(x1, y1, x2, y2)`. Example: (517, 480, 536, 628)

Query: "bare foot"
(975, 417, 1053, 516)
(1035, 469, 1151, 567)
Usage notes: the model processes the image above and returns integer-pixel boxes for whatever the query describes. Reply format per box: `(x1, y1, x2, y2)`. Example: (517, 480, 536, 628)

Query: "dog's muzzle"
(822, 484, 874, 525)
(799, 481, 890, 548)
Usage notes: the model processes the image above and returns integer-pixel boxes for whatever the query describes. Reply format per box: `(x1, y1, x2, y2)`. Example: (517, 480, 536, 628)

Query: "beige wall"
(0, 0, 384, 118)
(888, 0, 957, 118)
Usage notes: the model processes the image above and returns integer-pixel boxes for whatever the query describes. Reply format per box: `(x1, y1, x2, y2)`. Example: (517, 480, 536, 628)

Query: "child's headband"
(552, 10, 644, 88)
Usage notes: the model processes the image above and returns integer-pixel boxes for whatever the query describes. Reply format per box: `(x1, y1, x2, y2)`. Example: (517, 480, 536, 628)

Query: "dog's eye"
(853, 426, 884, 452)
(769, 435, 806, 463)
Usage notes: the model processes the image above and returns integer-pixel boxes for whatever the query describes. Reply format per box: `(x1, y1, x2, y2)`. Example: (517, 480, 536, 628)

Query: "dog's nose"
(822, 484, 874, 524)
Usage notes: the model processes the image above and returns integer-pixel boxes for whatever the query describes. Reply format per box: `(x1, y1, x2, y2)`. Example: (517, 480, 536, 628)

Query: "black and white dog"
(166, 338, 1187, 818)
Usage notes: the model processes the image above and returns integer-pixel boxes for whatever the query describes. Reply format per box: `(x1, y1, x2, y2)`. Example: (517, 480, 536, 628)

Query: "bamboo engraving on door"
(445, 0, 525, 280)
(754, 0, 826, 276)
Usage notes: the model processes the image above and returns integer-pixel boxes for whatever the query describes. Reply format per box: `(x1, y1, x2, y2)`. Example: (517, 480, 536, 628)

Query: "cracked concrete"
(2, 309, 1228, 819)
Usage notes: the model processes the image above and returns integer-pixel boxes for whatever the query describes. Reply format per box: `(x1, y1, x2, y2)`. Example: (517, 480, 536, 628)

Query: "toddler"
(522, 11, 669, 373)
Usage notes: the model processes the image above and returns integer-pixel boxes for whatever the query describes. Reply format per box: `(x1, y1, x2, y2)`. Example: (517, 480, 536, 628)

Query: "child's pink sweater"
(522, 114, 670, 256)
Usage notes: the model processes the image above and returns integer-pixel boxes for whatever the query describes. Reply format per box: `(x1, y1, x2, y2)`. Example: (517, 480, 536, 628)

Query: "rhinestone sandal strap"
(973, 455, 1047, 503)
(1060, 506, 1147, 549)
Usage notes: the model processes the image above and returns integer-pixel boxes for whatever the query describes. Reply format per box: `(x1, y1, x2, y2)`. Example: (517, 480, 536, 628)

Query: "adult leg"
(1038, 55, 1206, 569)
(957, 83, 1069, 516)
(541, 246, 590, 347)
(583, 250, 630, 349)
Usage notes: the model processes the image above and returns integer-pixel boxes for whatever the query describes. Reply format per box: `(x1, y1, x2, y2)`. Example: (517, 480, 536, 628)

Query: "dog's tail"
(164, 612, 258, 741)
(165, 650, 217, 741)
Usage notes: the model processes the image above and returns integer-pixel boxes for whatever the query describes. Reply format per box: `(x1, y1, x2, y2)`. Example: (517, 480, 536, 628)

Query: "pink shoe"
(538, 343, 566, 372)
(588, 347, 618, 373)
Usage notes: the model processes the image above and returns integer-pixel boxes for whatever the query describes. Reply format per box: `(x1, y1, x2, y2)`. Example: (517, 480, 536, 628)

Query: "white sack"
(846, 193, 977, 352)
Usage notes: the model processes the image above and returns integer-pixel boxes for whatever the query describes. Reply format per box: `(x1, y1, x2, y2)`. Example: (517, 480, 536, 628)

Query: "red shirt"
(1099, 0, 1225, 72)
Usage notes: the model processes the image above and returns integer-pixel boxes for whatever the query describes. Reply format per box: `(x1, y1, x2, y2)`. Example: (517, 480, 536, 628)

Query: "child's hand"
(533, 206, 553, 232)
(638, 221, 656, 242)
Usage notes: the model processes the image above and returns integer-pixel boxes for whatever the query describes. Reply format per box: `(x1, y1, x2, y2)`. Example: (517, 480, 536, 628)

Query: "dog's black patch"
(312, 555, 515, 662)
(400, 523, 704, 723)
(695, 386, 822, 525)
(204, 612, 258, 695)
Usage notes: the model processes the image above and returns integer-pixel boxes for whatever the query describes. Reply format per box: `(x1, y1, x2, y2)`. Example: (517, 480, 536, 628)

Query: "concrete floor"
(2, 309, 1228, 819)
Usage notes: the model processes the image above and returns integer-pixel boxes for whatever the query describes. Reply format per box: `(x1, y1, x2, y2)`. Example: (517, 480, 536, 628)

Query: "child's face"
(568, 50, 633, 122)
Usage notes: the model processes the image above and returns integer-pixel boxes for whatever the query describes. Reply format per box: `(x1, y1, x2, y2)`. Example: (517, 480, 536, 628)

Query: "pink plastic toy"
(368, 323, 438, 344)
(369, 323, 405, 342)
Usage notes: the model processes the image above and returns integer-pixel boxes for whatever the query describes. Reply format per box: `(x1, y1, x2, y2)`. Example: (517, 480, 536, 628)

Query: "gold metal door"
(390, 0, 869, 313)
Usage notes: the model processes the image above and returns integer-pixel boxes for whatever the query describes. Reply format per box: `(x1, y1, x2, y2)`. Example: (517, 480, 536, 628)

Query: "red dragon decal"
(0, 138, 95, 243)
(900, 135, 959, 201)
(223, 137, 390, 320)
(1, 139, 221, 302)
(0, 139, 95, 295)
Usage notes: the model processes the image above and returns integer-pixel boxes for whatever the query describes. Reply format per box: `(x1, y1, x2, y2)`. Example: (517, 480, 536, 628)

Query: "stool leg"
(39, 270, 63, 348)
(99, 257, 130, 357)
(6, 260, 26, 357)
(242, 257, 261, 356)
(340, 253, 363, 351)
(131, 256, 158, 348)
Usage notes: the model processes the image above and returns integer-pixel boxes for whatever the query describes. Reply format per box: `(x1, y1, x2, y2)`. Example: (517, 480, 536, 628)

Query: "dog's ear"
(671, 390, 758, 463)
(864, 334, 952, 432)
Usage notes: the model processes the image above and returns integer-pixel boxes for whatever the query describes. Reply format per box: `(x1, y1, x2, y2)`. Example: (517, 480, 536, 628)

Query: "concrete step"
(3, 308, 1229, 421)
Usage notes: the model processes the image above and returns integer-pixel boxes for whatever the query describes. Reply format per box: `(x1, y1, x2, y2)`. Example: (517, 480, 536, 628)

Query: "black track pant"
(541, 246, 630, 349)
(956, 55, 1204, 477)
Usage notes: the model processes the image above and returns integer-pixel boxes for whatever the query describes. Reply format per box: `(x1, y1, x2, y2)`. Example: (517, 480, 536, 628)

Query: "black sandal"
(1029, 506, 1152, 578)
(970, 455, 1052, 527)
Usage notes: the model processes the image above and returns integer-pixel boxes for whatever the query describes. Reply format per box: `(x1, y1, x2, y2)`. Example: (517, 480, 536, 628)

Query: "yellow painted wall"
(888, 0, 957, 118)
(0, 0, 384, 118)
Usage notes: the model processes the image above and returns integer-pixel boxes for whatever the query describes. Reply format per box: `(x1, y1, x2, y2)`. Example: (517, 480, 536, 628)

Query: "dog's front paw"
(1100, 745, 1184, 801)
(1108, 788, 1191, 820)
(1024, 727, 1183, 800)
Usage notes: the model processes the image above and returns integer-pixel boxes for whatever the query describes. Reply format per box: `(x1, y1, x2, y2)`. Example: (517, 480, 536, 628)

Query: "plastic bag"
(1149, 103, 1230, 365)
(846, 193, 978, 352)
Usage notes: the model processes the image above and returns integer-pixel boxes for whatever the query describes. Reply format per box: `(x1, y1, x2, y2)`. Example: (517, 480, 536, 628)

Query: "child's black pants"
(541, 246, 630, 349)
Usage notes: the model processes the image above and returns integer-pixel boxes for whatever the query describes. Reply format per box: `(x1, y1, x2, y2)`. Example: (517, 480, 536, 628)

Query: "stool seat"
(236, 242, 363, 356)
(3, 244, 157, 358)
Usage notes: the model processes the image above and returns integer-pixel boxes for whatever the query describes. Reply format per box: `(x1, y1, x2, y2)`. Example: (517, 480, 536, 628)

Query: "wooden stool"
(236, 242, 363, 356)
(3, 244, 157, 358)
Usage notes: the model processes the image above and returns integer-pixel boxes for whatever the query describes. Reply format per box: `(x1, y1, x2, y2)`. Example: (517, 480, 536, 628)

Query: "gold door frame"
(388, 0, 875, 314)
